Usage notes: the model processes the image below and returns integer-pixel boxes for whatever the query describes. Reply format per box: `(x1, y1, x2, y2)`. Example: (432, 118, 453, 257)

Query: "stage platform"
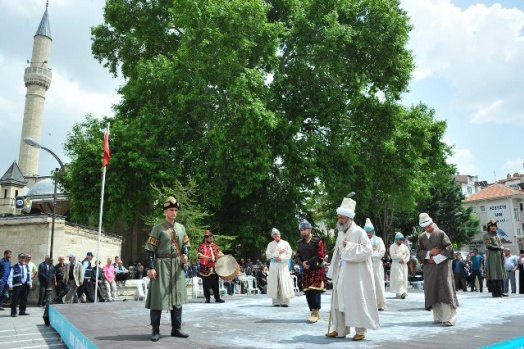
(46, 290, 524, 349)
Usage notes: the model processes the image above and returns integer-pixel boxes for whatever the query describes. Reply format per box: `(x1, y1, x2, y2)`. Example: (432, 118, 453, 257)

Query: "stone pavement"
(2, 289, 524, 348)
(0, 306, 65, 348)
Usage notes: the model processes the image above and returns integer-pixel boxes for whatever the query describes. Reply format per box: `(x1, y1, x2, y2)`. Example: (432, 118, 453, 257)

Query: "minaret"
(18, 1, 52, 176)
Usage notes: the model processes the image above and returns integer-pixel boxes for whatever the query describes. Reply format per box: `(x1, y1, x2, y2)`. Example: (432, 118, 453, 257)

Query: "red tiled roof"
(464, 183, 524, 202)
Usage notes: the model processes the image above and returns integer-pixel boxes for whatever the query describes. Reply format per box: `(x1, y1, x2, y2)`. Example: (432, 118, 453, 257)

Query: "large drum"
(215, 255, 240, 281)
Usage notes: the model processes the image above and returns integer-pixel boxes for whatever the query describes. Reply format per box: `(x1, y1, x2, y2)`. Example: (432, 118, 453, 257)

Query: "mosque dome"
(27, 178, 61, 196)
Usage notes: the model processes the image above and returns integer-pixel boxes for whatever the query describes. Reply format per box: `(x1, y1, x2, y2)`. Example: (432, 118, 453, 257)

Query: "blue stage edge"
(481, 336, 524, 349)
(49, 305, 98, 349)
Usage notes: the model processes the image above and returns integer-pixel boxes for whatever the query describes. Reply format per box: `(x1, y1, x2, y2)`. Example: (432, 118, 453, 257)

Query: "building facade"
(463, 183, 524, 254)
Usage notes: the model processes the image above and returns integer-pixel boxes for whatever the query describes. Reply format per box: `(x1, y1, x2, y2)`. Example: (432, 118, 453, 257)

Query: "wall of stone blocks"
(0, 215, 122, 305)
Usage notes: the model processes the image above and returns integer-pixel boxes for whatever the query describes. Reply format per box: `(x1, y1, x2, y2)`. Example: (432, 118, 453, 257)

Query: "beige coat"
(63, 262, 84, 287)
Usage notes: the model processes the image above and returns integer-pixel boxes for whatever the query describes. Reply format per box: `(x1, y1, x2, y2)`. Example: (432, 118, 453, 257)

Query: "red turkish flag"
(103, 132, 110, 167)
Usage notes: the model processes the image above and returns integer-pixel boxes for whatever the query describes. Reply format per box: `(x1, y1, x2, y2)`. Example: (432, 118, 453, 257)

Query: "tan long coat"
(415, 225, 458, 310)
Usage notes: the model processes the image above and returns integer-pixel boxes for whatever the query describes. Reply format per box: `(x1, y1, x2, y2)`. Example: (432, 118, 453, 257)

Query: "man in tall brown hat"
(483, 219, 506, 297)
(145, 196, 190, 342)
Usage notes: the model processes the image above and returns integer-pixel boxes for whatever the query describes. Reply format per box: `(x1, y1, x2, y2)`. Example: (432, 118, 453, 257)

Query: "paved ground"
(0, 306, 65, 348)
(2, 289, 524, 348)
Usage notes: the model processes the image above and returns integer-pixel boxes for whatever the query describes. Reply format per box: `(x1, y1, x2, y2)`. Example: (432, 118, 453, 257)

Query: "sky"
(0, 0, 523, 183)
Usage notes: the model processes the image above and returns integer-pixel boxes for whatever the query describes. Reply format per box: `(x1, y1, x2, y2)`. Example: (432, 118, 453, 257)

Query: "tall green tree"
(62, 0, 452, 262)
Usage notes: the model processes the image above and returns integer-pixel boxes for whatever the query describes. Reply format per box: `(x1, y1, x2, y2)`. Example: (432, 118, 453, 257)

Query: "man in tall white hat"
(326, 198, 379, 341)
(389, 232, 410, 299)
(415, 213, 458, 326)
(364, 218, 386, 311)
(265, 228, 295, 307)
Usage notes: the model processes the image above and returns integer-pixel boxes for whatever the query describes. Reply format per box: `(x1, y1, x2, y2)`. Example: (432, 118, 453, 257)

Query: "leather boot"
(150, 310, 161, 342)
(308, 309, 320, 323)
(171, 307, 189, 338)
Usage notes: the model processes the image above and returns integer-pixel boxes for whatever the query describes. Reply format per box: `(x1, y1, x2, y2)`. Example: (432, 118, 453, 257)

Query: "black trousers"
(38, 280, 49, 306)
(454, 274, 467, 291)
(305, 289, 321, 310)
(520, 269, 524, 294)
(11, 283, 29, 315)
(470, 270, 483, 292)
(202, 273, 220, 301)
(487, 279, 504, 297)
(77, 279, 95, 302)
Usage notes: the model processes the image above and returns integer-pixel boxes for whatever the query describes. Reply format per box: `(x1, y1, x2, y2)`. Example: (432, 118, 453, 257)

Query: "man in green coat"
(145, 196, 190, 341)
(483, 220, 506, 298)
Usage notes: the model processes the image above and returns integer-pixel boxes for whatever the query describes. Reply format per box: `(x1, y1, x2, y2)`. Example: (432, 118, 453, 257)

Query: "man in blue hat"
(7, 253, 32, 317)
(389, 232, 410, 299)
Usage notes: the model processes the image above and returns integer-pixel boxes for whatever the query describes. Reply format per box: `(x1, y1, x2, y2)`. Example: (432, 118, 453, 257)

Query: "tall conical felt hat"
(364, 218, 374, 232)
(336, 198, 356, 219)
(271, 227, 280, 236)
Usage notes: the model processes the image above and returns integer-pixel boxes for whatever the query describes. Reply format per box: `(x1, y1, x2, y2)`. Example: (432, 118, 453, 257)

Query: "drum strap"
(162, 222, 182, 256)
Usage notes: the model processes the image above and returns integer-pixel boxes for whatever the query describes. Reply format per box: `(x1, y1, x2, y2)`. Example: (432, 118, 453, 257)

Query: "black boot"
(171, 307, 189, 338)
(150, 310, 161, 342)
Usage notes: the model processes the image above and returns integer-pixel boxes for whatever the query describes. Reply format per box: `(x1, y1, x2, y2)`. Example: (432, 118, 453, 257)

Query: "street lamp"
(23, 137, 65, 326)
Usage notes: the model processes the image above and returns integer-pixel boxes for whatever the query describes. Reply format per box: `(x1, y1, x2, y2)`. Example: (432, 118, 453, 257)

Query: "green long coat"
(483, 232, 506, 280)
(144, 220, 190, 310)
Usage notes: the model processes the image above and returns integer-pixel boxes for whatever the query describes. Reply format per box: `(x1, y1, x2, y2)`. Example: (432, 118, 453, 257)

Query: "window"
(480, 206, 486, 213)
(520, 203, 524, 211)
(515, 208, 520, 221)
(482, 225, 487, 231)
(467, 187, 472, 195)
(3, 189, 6, 199)
(472, 206, 477, 213)
(15, 190, 18, 196)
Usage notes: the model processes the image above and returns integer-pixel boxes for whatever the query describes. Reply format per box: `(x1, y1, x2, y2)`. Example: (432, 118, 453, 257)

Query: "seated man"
(114, 260, 129, 286)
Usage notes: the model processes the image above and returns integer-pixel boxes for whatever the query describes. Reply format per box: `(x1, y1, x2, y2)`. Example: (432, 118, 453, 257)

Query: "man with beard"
(416, 213, 458, 326)
(296, 219, 325, 323)
(364, 219, 386, 311)
(326, 198, 379, 341)
(145, 196, 190, 341)
(483, 220, 506, 297)
(265, 228, 294, 306)
(197, 230, 225, 304)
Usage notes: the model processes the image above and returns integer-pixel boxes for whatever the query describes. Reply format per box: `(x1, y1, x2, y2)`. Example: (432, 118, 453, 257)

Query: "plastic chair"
(192, 277, 204, 298)
(290, 275, 300, 294)
(218, 278, 228, 296)
(136, 280, 147, 301)
(245, 276, 260, 296)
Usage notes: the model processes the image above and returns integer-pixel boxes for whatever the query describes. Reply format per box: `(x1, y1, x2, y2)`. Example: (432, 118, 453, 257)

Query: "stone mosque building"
(0, 3, 122, 298)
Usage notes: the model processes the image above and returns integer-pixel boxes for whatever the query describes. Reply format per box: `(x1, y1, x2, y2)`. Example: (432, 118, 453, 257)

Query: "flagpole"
(95, 123, 110, 303)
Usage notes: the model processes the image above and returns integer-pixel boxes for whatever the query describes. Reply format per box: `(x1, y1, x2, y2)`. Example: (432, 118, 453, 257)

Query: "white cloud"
(502, 157, 524, 176)
(403, 0, 524, 125)
(445, 139, 479, 175)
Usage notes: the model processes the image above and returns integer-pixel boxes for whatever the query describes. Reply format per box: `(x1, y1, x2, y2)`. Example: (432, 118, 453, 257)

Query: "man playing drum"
(265, 228, 295, 307)
(197, 230, 225, 303)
